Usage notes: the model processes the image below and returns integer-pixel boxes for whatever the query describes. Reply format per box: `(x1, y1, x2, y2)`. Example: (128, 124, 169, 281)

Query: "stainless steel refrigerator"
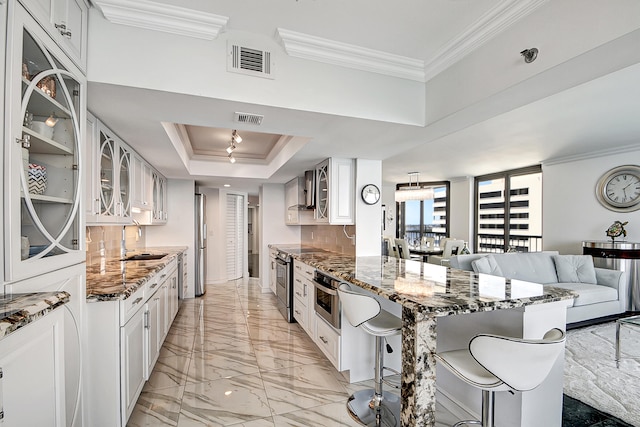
(195, 193, 207, 296)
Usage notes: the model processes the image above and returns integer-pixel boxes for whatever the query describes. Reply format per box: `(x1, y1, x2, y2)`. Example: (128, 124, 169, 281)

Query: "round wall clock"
(595, 165, 640, 212)
(361, 184, 381, 205)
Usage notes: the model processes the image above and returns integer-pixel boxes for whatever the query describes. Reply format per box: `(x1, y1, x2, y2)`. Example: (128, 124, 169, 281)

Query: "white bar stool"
(337, 283, 402, 427)
(435, 328, 566, 427)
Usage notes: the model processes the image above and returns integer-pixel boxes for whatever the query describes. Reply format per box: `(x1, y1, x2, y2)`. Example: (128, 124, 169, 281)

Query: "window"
(474, 166, 542, 253)
(396, 181, 450, 246)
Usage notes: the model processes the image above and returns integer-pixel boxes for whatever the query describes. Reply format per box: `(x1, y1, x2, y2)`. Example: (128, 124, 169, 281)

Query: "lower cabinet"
(269, 248, 277, 294)
(87, 258, 179, 427)
(0, 307, 66, 427)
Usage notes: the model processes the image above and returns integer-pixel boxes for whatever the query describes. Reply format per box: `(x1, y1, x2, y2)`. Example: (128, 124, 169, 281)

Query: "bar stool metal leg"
(346, 336, 401, 427)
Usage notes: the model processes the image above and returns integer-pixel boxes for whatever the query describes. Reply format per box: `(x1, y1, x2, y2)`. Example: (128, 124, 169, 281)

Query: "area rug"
(564, 322, 640, 426)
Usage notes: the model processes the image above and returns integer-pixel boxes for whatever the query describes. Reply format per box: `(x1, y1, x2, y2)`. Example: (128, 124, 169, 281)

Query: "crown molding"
(275, 28, 425, 82)
(93, 0, 229, 40)
(542, 143, 640, 167)
(424, 0, 550, 81)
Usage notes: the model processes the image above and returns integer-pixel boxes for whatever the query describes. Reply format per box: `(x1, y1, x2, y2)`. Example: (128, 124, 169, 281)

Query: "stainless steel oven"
(313, 270, 341, 330)
(275, 251, 294, 322)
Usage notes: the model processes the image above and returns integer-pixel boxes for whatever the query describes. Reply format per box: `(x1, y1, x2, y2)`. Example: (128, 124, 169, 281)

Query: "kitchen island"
(272, 245, 576, 427)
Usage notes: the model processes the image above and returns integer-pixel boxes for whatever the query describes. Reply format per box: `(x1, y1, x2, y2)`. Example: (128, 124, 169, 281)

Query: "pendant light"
(395, 172, 434, 202)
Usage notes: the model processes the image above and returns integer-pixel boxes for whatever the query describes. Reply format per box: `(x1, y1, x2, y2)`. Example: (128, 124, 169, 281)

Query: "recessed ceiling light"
(224, 184, 230, 187)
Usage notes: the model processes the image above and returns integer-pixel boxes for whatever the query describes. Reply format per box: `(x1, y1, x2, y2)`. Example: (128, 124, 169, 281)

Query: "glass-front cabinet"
(315, 159, 329, 222)
(4, 7, 85, 280)
(85, 119, 132, 224)
(152, 171, 167, 224)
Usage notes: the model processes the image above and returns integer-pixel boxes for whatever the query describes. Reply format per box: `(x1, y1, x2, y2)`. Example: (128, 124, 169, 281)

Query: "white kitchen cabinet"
(151, 170, 168, 224)
(88, 120, 132, 224)
(87, 257, 178, 427)
(0, 307, 66, 427)
(5, 5, 85, 281)
(269, 248, 277, 294)
(5, 263, 86, 426)
(132, 154, 153, 211)
(315, 158, 355, 225)
(85, 110, 99, 222)
(18, 0, 89, 71)
(293, 259, 314, 335)
(120, 303, 146, 425)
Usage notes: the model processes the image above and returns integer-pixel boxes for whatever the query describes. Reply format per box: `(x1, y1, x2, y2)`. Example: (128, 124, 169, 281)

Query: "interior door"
(226, 194, 245, 280)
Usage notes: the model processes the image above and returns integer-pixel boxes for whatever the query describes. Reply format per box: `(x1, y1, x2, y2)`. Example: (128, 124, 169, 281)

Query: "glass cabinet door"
(7, 11, 85, 280)
(119, 144, 131, 221)
(98, 128, 116, 218)
(316, 161, 329, 221)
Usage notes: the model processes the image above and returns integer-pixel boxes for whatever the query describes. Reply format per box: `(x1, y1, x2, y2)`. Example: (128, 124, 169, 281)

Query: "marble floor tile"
(160, 331, 196, 356)
(179, 375, 272, 425)
(144, 355, 191, 390)
(259, 363, 350, 415)
(271, 401, 362, 427)
(187, 347, 260, 383)
(128, 385, 185, 427)
(252, 339, 327, 372)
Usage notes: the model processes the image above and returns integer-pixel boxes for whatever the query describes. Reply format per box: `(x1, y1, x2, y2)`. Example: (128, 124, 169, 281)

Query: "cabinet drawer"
(293, 260, 315, 280)
(119, 286, 146, 326)
(315, 315, 340, 368)
(293, 275, 309, 303)
(293, 297, 308, 331)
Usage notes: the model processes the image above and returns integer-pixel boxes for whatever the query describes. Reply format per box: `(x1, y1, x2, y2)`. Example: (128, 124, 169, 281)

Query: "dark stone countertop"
(269, 244, 576, 318)
(86, 246, 188, 303)
(0, 291, 70, 340)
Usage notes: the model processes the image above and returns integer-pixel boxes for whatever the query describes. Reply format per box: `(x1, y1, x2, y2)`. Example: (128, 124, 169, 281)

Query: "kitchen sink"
(122, 253, 168, 261)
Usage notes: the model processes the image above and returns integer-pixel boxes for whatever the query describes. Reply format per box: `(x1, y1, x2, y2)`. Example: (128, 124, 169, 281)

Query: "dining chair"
(442, 239, 465, 258)
(421, 236, 435, 249)
(394, 239, 411, 260)
(383, 237, 397, 257)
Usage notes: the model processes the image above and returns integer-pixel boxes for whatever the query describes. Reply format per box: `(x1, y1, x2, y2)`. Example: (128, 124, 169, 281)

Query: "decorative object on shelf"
(22, 61, 30, 80)
(361, 184, 380, 205)
(45, 112, 58, 127)
(596, 165, 640, 212)
(460, 242, 471, 254)
(31, 120, 55, 139)
(606, 220, 628, 242)
(28, 163, 47, 195)
(395, 172, 434, 202)
(506, 245, 518, 253)
(36, 75, 56, 98)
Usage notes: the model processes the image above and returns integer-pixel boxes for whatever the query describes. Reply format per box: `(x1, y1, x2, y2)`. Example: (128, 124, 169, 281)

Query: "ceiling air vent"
(234, 112, 264, 126)
(228, 42, 274, 79)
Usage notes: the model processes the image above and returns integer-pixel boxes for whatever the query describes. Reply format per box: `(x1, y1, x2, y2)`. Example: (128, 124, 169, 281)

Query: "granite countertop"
(270, 244, 576, 317)
(86, 246, 188, 303)
(0, 291, 70, 340)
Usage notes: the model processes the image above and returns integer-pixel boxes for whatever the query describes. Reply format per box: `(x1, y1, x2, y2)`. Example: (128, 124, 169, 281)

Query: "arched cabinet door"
(6, 7, 86, 280)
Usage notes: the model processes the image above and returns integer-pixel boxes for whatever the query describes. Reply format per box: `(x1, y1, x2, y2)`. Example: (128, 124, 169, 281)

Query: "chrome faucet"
(121, 220, 142, 259)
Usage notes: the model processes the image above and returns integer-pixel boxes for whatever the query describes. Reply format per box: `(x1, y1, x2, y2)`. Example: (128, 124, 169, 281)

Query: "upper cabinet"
(151, 170, 168, 224)
(19, 0, 89, 72)
(132, 154, 153, 211)
(285, 177, 314, 225)
(4, 6, 85, 280)
(315, 158, 354, 225)
(85, 119, 132, 224)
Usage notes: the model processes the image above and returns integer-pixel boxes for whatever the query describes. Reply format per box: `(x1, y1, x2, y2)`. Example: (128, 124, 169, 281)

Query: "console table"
(583, 241, 640, 311)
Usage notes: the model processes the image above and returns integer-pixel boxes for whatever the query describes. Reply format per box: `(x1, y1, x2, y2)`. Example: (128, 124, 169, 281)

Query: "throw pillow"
(471, 255, 504, 276)
(553, 255, 597, 284)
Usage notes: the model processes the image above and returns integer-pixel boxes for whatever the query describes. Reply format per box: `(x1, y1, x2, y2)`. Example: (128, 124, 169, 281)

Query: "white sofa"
(449, 251, 627, 324)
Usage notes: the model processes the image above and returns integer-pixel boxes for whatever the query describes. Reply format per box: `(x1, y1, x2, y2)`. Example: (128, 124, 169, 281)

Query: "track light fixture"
(226, 143, 236, 154)
(520, 48, 538, 63)
(228, 153, 236, 163)
(232, 129, 242, 144)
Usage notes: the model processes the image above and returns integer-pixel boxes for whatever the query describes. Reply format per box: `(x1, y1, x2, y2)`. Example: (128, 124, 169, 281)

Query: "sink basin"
(122, 253, 167, 261)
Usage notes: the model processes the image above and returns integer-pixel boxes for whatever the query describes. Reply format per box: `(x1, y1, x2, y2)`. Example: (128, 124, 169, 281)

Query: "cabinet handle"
(132, 297, 143, 306)
(295, 278, 301, 284)
(161, 274, 167, 279)
(303, 283, 307, 297)
(295, 265, 301, 270)
(150, 283, 158, 289)
(295, 310, 301, 316)
(0, 367, 3, 421)
(55, 22, 72, 38)
(144, 311, 149, 329)
(319, 336, 328, 344)
(295, 291, 302, 297)
(16, 134, 30, 148)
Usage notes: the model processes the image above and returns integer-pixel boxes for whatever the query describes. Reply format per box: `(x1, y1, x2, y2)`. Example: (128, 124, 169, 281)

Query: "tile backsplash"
(86, 225, 146, 262)
(301, 225, 356, 255)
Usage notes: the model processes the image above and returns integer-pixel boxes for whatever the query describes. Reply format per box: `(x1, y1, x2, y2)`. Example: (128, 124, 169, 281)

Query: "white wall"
(259, 184, 300, 290)
(448, 178, 474, 247)
(381, 184, 396, 239)
(146, 179, 196, 297)
(543, 148, 640, 254)
(355, 159, 382, 256)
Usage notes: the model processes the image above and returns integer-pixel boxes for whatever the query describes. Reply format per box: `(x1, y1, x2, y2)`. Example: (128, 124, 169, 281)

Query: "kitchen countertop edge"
(0, 291, 70, 340)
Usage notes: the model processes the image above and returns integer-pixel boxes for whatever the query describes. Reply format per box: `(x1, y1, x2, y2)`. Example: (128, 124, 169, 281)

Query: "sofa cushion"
(451, 254, 487, 271)
(549, 283, 618, 307)
(471, 256, 504, 276)
(553, 255, 597, 284)
(491, 253, 559, 284)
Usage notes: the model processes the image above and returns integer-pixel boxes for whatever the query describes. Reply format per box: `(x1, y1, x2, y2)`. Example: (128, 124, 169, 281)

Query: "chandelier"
(395, 172, 434, 202)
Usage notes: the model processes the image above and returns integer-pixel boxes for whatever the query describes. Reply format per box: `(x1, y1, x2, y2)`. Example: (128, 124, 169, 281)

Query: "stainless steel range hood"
(304, 170, 315, 209)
